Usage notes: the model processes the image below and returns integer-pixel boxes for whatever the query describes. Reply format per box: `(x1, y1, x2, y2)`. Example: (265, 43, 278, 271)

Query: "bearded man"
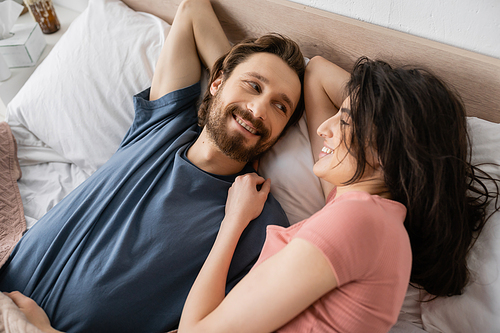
(0, 0, 305, 332)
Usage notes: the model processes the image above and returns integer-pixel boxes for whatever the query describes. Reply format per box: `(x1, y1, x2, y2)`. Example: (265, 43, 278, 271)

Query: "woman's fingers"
(226, 173, 271, 223)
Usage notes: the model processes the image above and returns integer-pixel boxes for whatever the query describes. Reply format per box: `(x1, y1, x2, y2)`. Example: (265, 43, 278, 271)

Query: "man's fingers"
(4, 291, 36, 309)
(4, 291, 26, 307)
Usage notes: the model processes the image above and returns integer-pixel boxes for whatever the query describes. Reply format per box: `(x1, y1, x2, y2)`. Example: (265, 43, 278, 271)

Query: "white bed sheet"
(9, 123, 88, 228)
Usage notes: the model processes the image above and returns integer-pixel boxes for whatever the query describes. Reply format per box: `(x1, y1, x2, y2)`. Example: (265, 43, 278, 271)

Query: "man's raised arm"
(149, 0, 231, 101)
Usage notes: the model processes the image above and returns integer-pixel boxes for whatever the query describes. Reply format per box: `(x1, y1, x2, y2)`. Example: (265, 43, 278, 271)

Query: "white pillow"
(258, 116, 325, 224)
(7, 0, 170, 175)
(420, 117, 500, 332)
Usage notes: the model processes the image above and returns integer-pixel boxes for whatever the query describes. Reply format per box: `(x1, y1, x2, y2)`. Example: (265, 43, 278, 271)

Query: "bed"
(0, 0, 499, 332)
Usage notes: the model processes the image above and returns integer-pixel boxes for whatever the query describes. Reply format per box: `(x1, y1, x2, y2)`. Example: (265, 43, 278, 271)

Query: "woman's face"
(313, 98, 359, 186)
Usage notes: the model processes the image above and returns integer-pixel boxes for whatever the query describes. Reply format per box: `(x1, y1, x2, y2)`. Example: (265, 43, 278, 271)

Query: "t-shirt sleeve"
(294, 196, 386, 287)
(120, 82, 201, 148)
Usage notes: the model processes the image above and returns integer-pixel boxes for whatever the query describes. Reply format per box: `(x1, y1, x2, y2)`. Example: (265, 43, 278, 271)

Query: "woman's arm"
(304, 56, 350, 199)
(178, 174, 338, 333)
(178, 173, 271, 331)
(150, 0, 231, 100)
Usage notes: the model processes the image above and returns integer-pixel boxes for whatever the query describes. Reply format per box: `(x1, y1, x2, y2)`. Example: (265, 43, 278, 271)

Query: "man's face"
(205, 52, 301, 162)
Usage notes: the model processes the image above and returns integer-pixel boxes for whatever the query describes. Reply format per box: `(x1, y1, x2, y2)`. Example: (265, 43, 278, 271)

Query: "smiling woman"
(314, 101, 389, 200)
(306, 54, 500, 302)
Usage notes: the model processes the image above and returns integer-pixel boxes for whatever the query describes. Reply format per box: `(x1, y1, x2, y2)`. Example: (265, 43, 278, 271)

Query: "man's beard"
(205, 93, 279, 163)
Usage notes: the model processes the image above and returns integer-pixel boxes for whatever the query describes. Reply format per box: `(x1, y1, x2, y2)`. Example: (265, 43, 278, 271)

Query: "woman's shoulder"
(315, 191, 408, 239)
(330, 191, 405, 213)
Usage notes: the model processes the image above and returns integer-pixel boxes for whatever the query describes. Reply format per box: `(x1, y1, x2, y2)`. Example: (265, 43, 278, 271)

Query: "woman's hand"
(224, 173, 271, 231)
(179, 173, 272, 332)
(4, 291, 63, 333)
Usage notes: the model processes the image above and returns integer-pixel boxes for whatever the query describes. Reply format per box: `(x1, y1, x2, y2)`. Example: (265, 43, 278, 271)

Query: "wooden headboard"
(123, 0, 500, 123)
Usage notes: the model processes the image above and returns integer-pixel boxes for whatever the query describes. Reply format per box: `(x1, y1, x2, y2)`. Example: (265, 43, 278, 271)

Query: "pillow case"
(258, 115, 325, 224)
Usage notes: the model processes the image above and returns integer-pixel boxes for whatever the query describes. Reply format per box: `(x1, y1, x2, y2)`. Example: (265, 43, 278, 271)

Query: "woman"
(6, 56, 499, 332)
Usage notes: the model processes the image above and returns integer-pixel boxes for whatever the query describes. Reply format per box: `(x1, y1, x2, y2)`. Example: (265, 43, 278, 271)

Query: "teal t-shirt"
(0, 82, 289, 333)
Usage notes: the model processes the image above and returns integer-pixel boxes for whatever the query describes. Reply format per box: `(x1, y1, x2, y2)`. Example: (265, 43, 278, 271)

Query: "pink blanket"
(0, 122, 26, 267)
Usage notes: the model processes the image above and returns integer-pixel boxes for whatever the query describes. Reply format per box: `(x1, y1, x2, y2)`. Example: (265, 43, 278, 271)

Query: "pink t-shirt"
(253, 191, 412, 333)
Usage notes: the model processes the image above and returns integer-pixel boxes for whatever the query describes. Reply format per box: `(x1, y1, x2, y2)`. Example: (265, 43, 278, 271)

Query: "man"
(0, 0, 305, 332)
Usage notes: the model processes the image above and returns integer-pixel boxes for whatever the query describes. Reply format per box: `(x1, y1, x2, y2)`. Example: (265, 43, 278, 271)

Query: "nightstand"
(0, 4, 82, 121)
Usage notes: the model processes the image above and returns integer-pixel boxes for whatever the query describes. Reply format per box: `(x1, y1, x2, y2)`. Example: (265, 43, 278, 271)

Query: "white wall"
(54, 0, 500, 59)
(291, 0, 500, 59)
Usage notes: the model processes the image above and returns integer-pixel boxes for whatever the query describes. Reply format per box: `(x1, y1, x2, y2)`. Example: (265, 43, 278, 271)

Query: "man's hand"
(4, 291, 63, 333)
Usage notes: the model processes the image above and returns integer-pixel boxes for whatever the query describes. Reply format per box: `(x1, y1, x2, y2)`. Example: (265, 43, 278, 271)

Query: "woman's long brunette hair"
(342, 57, 500, 297)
